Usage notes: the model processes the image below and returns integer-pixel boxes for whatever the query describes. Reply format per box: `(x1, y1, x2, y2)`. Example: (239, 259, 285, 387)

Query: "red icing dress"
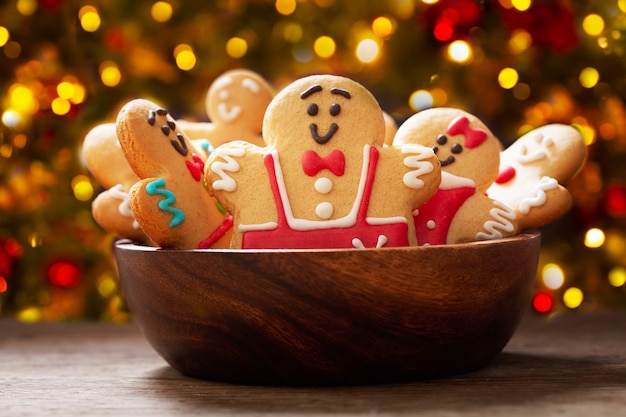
(241, 146, 410, 249)
(413, 179, 475, 246)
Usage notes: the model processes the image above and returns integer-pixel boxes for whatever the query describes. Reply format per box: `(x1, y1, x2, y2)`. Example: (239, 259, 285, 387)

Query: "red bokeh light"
(47, 259, 81, 289)
(532, 291, 554, 313)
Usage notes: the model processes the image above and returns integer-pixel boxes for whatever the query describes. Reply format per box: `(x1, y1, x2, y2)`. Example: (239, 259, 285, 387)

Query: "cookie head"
(263, 75, 385, 153)
(116, 99, 204, 183)
(206, 69, 273, 132)
(394, 108, 501, 191)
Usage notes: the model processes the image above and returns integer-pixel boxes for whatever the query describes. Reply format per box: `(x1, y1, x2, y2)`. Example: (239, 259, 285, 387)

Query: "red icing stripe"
(495, 165, 516, 184)
(198, 214, 234, 248)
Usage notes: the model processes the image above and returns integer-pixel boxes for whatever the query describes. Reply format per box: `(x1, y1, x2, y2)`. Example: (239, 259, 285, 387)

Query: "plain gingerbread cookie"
(487, 123, 586, 230)
(116, 99, 233, 249)
(177, 69, 274, 148)
(205, 74, 441, 249)
(393, 107, 519, 245)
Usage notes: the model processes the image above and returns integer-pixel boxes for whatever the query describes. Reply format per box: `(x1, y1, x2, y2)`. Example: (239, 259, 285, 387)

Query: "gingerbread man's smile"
(300, 84, 351, 145)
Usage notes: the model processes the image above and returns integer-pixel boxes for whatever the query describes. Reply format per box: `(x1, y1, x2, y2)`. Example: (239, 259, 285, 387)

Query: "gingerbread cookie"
(205, 74, 441, 249)
(116, 99, 233, 249)
(177, 69, 274, 148)
(487, 123, 586, 230)
(393, 107, 519, 245)
(82, 123, 150, 244)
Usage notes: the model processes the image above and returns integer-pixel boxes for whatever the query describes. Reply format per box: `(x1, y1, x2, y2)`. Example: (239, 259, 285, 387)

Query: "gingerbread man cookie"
(205, 74, 441, 249)
(487, 123, 586, 230)
(177, 69, 274, 148)
(393, 107, 519, 245)
(82, 123, 150, 244)
(116, 99, 233, 249)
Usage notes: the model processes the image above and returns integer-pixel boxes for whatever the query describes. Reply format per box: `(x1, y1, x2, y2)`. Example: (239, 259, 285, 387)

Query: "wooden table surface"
(1, 311, 625, 416)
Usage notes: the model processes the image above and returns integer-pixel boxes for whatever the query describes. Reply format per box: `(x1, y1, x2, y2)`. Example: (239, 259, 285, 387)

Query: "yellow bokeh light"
(282, 23, 303, 43)
(13, 133, 27, 149)
(430, 87, 448, 106)
(579, 67, 599, 88)
(70, 83, 87, 104)
(498, 67, 519, 89)
(225, 37, 248, 58)
(563, 287, 584, 309)
(275, 0, 296, 15)
(584, 227, 605, 248)
(9, 84, 38, 115)
(619, 0, 626, 13)
(583, 14, 605, 36)
(98, 274, 118, 298)
(356, 39, 380, 63)
(447, 40, 472, 64)
(313, 36, 336, 58)
(51, 97, 71, 115)
(80, 9, 101, 33)
(509, 29, 532, 54)
(72, 175, 94, 201)
(17, 306, 41, 323)
(99, 62, 122, 87)
(409, 90, 433, 111)
(0, 26, 9, 47)
(151, 1, 173, 22)
(421, 0, 439, 4)
(608, 267, 626, 287)
(175, 50, 196, 71)
(57, 81, 75, 100)
(511, 0, 531, 12)
(16, 0, 38, 15)
(372, 16, 394, 38)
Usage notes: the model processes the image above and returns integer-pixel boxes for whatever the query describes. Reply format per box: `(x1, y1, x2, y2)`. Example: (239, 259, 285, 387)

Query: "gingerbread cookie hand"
(82, 123, 152, 243)
(487, 124, 586, 230)
(116, 99, 233, 249)
(177, 69, 274, 148)
(394, 107, 519, 245)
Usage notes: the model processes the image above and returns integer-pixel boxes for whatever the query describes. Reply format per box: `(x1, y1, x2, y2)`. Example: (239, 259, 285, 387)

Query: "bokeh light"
(583, 14, 605, 36)
(0, 26, 9, 46)
(563, 287, 584, 309)
(16, 0, 37, 15)
(175, 48, 196, 71)
(579, 67, 599, 88)
(226, 37, 248, 58)
(47, 259, 81, 289)
(584, 228, 605, 248)
(72, 175, 94, 201)
(79, 6, 101, 33)
(447, 40, 472, 63)
(356, 39, 380, 63)
(533, 291, 553, 313)
(542, 263, 565, 290)
(498, 67, 519, 89)
(511, 0, 531, 12)
(409, 90, 433, 111)
(372, 16, 394, 38)
(608, 267, 626, 287)
(99, 61, 122, 87)
(275, 0, 296, 15)
(313, 36, 336, 58)
(151, 1, 173, 22)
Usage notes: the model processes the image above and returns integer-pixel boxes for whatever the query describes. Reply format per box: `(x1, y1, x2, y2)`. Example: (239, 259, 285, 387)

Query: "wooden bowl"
(114, 232, 540, 385)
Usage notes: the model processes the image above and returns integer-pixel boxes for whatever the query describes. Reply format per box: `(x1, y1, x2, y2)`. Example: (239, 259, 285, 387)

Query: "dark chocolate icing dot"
(156, 108, 168, 116)
(161, 125, 171, 136)
(148, 110, 156, 126)
(330, 103, 341, 116)
(451, 143, 463, 154)
(307, 103, 319, 116)
(436, 134, 448, 145)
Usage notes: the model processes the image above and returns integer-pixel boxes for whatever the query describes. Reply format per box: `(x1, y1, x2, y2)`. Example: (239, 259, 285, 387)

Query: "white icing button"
(427, 220, 436, 230)
(315, 202, 334, 219)
(314, 177, 333, 194)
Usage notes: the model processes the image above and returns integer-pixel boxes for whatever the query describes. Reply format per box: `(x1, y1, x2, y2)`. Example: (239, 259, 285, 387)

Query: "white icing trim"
(351, 235, 389, 249)
(518, 176, 559, 214)
(238, 221, 278, 232)
(366, 216, 408, 225)
(402, 144, 435, 189)
(108, 184, 140, 230)
(516, 132, 554, 164)
(212, 74, 234, 91)
(475, 200, 517, 240)
(211, 147, 246, 192)
(439, 171, 476, 190)
(269, 146, 371, 231)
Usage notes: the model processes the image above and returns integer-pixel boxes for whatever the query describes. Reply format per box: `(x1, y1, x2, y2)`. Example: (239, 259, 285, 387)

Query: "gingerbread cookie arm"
(91, 186, 152, 245)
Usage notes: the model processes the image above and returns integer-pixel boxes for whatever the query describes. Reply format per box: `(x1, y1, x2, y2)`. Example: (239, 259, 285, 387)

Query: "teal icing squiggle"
(146, 178, 185, 228)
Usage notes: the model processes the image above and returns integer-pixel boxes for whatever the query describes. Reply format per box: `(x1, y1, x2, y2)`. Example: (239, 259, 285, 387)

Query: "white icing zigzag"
(518, 176, 558, 214)
(211, 147, 246, 192)
(475, 200, 516, 241)
(401, 144, 435, 189)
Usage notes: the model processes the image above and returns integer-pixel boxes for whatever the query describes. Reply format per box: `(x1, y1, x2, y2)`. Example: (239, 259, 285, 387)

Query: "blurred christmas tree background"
(1, 0, 626, 321)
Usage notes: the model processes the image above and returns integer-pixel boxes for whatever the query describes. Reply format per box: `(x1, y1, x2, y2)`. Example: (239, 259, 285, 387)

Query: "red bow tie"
(302, 149, 345, 176)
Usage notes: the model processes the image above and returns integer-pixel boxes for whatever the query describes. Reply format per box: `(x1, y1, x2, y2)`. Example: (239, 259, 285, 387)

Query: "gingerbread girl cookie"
(82, 123, 150, 244)
(393, 107, 519, 245)
(487, 123, 586, 230)
(116, 99, 233, 249)
(205, 74, 441, 249)
(177, 69, 274, 148)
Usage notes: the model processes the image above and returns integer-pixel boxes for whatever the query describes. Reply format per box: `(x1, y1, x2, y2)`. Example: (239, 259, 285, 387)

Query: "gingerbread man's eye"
(451, 143, 463, 154)
(307, 103, 319, 116)
(329, 103, 341, 116)
(436, 134, 448, 145)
